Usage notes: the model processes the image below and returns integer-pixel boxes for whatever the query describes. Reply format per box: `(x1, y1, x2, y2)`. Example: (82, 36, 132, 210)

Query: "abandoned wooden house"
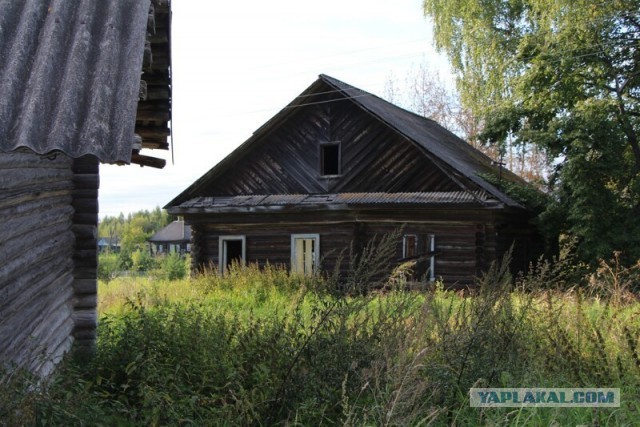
(148, 220, 192, 255)
(167, 74, 542, 286)
(0, 0, 171, 375)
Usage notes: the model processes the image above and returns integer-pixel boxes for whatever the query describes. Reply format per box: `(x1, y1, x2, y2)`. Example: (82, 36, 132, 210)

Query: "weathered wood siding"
(0, 151, 99, 375)
(71, 156, 99, 354)
(185, 207, 533, 287)
(0, 151, 75, 375)
(200, 96, 464, 196)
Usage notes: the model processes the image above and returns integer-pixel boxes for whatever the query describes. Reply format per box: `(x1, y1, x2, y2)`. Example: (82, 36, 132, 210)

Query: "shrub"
(97, 253, 122, 283)
(130, 249, 157, 272)
(159, 252, 188, 281)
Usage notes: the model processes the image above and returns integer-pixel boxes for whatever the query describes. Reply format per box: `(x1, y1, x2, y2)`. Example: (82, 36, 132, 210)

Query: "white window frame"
(218, 235, 246, 274)
(290, 234, 320, 276)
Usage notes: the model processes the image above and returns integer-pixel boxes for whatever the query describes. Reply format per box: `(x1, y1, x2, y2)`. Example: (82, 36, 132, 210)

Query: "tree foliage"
(98, 207, 172, 269)
(423, 0, 640, 262)
(384, 63, 549, 184)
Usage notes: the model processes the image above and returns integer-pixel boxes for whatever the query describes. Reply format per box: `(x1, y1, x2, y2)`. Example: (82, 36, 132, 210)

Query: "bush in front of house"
(97, 253, 122, 283)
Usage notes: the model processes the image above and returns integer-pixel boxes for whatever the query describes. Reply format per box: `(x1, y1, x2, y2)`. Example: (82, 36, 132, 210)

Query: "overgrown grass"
(2, 249, 640, 426)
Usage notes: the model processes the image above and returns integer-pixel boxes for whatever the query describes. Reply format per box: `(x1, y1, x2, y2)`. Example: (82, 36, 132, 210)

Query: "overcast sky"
(98, 0, 452, 218)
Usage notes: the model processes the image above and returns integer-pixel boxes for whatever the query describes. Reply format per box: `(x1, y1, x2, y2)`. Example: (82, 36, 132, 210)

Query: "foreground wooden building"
(0, 0, 171, 375)
(168, 75, 541, 286)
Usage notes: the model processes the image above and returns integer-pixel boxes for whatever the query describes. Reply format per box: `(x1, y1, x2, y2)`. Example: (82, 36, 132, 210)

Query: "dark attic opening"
(321, 143, 340, 175)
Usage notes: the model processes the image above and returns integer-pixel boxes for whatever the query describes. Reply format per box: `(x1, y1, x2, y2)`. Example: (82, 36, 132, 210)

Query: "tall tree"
(423, 0, 640, 262)
(384, 63, 548, 185)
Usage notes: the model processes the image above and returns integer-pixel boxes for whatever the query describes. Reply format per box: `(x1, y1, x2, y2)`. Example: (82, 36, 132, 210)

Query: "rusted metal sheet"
(175, 191, 496, 211)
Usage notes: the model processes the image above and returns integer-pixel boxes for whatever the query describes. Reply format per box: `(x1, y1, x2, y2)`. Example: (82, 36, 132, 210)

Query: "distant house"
(97, 237, 121, 254)
(167, 75, 542, 286)
(149, 220, 192, 255)
(0, 0, 172, 375)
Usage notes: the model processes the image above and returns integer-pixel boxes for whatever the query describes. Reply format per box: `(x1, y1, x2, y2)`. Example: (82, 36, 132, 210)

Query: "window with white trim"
(291, 234, 319, 276)
(218, 235, 246, 274)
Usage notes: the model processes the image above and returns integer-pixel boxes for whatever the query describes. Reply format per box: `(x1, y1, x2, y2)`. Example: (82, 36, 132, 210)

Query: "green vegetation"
(423, 0, 640, 263)
(98, 207, 172, 272)
(3, 251, 640, 426)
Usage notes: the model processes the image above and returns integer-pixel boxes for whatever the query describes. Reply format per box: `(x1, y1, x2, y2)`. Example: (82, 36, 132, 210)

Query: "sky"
(98, 0, 452, 218)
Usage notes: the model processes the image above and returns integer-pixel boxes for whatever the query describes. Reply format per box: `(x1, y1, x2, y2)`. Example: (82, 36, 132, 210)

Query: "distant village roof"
(0, 0, 171, 167)
(149, 220, 191, 243)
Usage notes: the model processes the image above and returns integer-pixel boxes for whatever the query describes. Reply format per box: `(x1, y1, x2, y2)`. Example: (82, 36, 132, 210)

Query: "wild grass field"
(2, 254, 640, 426)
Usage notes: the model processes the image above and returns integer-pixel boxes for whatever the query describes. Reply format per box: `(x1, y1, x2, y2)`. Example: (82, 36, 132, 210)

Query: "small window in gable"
(321, 143, 340, 176)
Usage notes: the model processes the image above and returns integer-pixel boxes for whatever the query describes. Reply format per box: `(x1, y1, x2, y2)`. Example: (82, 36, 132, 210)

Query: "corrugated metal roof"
(177, 191, 495, 210)
(0, 0, 151, 163)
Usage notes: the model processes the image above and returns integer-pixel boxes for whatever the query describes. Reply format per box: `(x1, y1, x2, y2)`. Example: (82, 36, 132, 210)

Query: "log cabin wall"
(184, 207, 530, 287)
(0, 151, 76, 376)
(71, 156, 99, 355)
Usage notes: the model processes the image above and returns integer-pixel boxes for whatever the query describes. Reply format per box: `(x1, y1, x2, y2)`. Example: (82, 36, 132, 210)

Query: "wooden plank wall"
(71, 156, 99, 355)
(0, 150, 76, 376)
(192, 222, 359, 274)
(188, 217, 500, 287)
(202, 98, 461, 196)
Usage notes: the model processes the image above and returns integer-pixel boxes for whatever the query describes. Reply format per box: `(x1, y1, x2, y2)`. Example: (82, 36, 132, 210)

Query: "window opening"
(219, 236, 246, 274)
(321, 143, 340, 176)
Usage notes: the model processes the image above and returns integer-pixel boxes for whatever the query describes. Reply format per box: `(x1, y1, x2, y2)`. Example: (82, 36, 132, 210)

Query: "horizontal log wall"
(193, 222, 359, 275)
(0, 150, 76, 376)
(71, 156, 99, 354)
(186, 211, 515, 287)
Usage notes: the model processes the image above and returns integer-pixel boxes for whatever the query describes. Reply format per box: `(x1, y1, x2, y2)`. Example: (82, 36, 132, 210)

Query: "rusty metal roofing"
(0, 0, 152, 163)
(175, 191, 497, 210)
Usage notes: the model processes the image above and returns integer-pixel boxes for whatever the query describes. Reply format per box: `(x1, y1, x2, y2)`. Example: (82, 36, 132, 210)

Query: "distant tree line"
(98, 207, 173, 270)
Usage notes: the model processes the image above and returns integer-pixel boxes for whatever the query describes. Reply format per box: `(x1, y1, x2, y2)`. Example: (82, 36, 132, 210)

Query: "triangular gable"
(168, 75, 522, 208)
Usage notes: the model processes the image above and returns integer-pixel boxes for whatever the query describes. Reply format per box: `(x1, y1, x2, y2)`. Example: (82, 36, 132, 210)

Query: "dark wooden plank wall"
(192, 222, 359, 274)
(203, 97, 462, 196)
(71, 156, 99, 355)
(187, 213, 513, 286)
(0, 151, 76, 375)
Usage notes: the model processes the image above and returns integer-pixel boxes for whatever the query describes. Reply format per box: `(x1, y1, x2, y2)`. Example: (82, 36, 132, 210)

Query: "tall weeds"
(2, 238, 640, 426)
